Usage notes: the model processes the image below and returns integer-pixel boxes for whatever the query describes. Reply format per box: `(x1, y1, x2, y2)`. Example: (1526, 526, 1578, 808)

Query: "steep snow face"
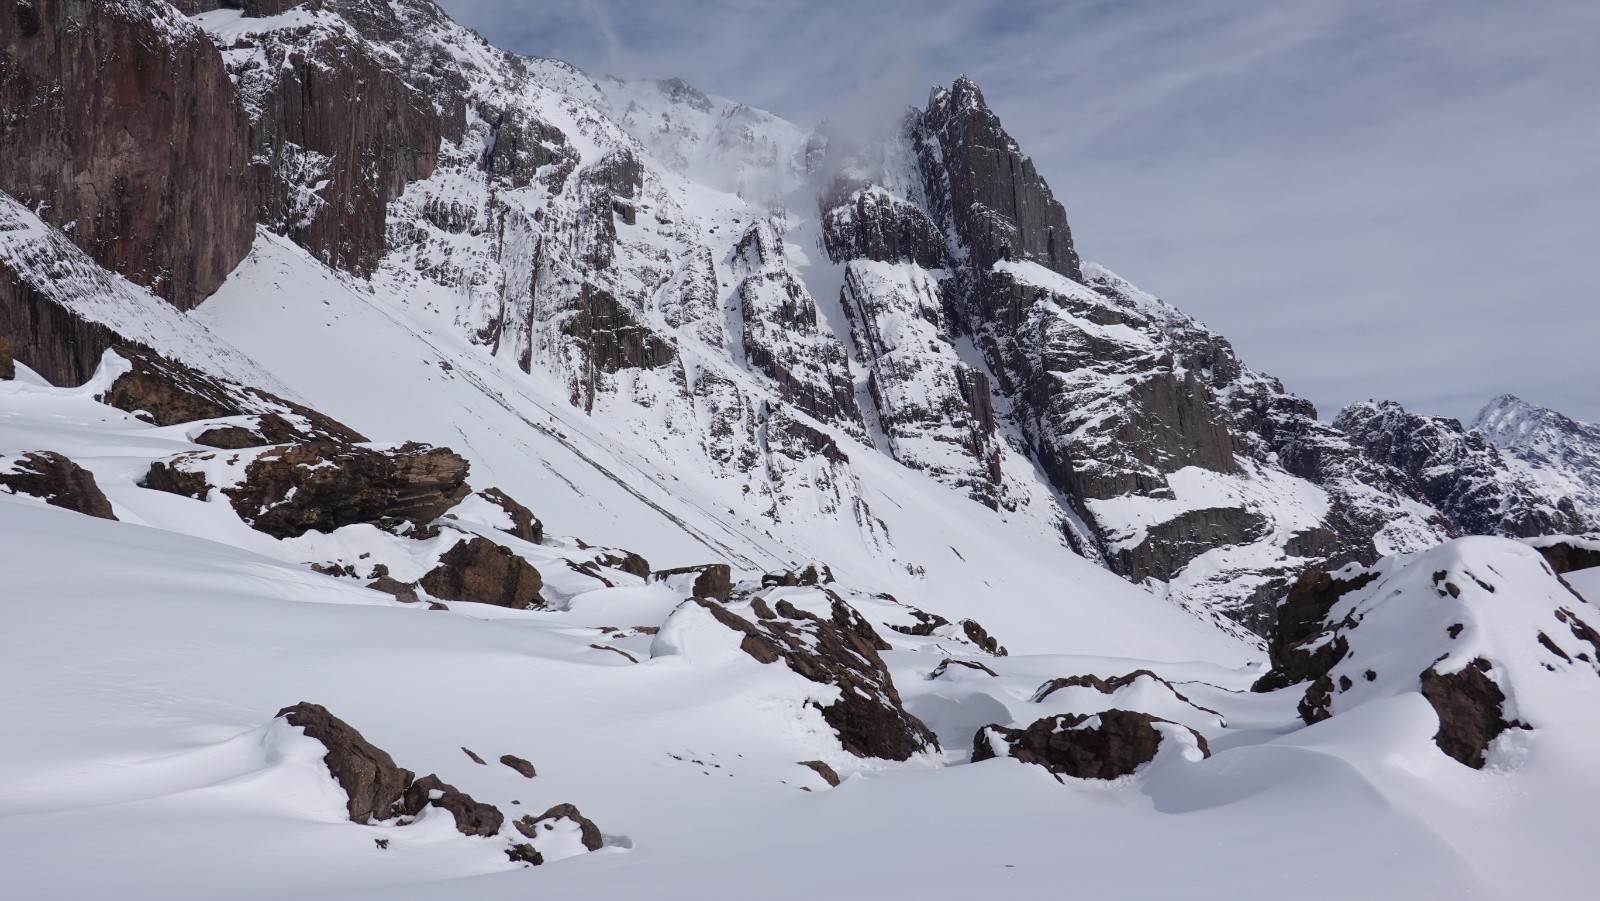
(1475, 395, 1600, 530)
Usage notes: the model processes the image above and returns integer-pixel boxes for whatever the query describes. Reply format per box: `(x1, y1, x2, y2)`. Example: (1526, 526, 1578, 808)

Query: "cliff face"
(202, 6, 440, 276)
(2, 0, 1588, 642)
(0, 0, 256, 310)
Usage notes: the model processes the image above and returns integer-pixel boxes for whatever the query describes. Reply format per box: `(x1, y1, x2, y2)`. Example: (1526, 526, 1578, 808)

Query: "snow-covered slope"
(6, 372, 1599, 898)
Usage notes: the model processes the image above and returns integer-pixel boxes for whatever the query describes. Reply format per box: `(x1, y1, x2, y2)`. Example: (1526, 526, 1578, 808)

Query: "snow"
(5, 475, 1594, 897)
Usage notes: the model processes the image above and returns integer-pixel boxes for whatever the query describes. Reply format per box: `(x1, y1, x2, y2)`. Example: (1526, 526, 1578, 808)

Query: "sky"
(435, 0, 1600, 423)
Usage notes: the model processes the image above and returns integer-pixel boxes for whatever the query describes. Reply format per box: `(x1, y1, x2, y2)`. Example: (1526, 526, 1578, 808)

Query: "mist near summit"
(439, 0, 1600, 423)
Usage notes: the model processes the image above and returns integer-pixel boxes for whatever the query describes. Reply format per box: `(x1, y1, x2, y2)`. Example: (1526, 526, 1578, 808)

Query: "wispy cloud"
(436, 0, 1600, 423)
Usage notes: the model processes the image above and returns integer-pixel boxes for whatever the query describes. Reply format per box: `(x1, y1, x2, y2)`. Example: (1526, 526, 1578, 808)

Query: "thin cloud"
(435, 0, 1600, 423)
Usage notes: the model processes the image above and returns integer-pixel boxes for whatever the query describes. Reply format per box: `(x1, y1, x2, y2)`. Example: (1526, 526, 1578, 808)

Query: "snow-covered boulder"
(652, 590, 938, 760)
(1256, 537, 1600, 767)
(972, 710, 1210, 780)
(0, 451, 116, 520)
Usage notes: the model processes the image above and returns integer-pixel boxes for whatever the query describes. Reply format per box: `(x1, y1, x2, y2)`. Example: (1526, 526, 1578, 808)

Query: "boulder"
(223, 441, 469, 538)
(973, 710, 1208, 780)
(418, 536, 543, 609)
(365, 576, 419, 603)
(0, 451, 115, 519)
(1419, 659, 1521, 769)
(475, 487, 543, 543)
(653, 563, 732, 602)
(401, 774, 503, 837)
(513, 803, 602, 852)
(797, 760, 840, 787)
(499, 754, 537, 779)
(140, 458, 212, 501)
(276, 702, 413, 824)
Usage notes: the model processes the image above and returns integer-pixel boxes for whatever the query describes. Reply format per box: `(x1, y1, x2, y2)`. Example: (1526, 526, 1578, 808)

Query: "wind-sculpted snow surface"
(6, 2, 1600, 894)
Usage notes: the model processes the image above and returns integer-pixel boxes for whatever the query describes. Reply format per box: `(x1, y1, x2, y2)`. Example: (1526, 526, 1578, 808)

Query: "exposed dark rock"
(887, 609, 949, 637)
(759, 563, 835, 588)
(1253, 568, 1378, 692)
(1335, 401, 1584, 538)
(1114, 507, 1271, 586)
(505, 843, 543, 866)
(475, 487, 543, 543)
(1531, 538, 1600, 576)
(513, 803, 603, 852)
(418, 536, 544, 609)
(557, 283, 676, 412)
(732, 221, 864, 433)
(929, 658, 999, 678)
(224, 441, 469, 538)
(0, 334, 11, 379)
(821, 180, 946, 269)
(366, 576, 419, 603)
(0, 0, 256, 310)
(0, 451, 115, 519)
(478, 104, 577, 191)
(192, 425, 267, 449)
(402, 774, 503, 837)
(99, 346, 365, 443)
(1418, 658, 1519, 769)
(797, 760, 841, 787)
(915, 76, 1080, 280)
(653, 563, 732, 602)
(276, 702, 413, 824)
(594, 550, 650, 579)
(499, 754, 536, 779)
(460, 747, 486, 765)
(139, 457, 214, 501)
(973, 710, 1207, 779)
(688, 596, 937, 760)
(959, 618, 1007, 657)
(208, 11, 441, 275)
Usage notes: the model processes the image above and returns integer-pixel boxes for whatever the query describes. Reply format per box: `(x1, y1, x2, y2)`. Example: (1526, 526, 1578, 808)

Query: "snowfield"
(3, 2, 1598, 898)
(4, 368, 1599, 899)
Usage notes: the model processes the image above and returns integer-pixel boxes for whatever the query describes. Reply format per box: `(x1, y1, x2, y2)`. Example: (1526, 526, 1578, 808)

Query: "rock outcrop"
(201, 7, 441, 276)
(666, 592, 937, 760)
(401, 774, 503, 836)
(1336, 400, 1585, 537)
(98, 346, 364, 443)
(418, 535, 544, 609)
(972, 710, 1208, 779)
(278, 701, 506, 835)
(277, 702, 414, 824)
(1250, 538, 1597, 768)
(916, 76, 1080, 280)
(223, 442, 470, 538)
(1419, 658, 1519, 769)
(0, 451, 115, 519)
(0, 0, 256, 310)
(652, 563, 732, 602)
